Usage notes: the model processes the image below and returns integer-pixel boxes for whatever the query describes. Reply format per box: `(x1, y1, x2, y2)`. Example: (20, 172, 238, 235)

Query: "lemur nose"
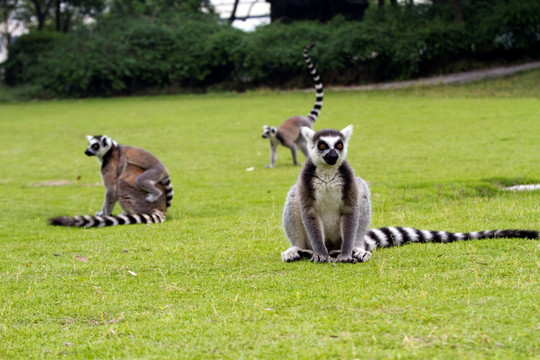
(324, 150, 339, 165)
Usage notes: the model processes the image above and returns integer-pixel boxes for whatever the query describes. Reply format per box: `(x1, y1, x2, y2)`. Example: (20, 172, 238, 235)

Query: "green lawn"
(0, 70, 539, 359)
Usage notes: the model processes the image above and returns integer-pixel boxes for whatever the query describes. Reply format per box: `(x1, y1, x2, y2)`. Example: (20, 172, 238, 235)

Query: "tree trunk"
(229, 0, 240, 23)
(451, 0, 464, 23)
(55, 0, 61, 31)
(31, 0, 44, 29)
(31, 0, 53, 30)
(62, 8, 71, 32)
(378, 0, 384, 9)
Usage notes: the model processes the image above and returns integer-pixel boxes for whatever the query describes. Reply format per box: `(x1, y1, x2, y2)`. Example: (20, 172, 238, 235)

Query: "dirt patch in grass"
(32, 180, 101, 187)
(32, 180, 76, 187)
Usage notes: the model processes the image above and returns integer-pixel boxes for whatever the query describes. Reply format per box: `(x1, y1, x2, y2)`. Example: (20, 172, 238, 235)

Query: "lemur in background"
(50, 135, 173, 227)
(262, 42, 324, 168)
(281, 126, 538, 263)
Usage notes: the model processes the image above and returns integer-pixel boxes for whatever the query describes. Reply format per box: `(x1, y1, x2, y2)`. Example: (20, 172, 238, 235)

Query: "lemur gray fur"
(281, 126, 539, 263)
(262, 42, 323, 168)
(50, 135, 173, 227)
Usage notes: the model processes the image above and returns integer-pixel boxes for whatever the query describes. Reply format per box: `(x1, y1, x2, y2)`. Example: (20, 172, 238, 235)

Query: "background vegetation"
(0, 70, 539, 358)
(1, 0, 540, 98)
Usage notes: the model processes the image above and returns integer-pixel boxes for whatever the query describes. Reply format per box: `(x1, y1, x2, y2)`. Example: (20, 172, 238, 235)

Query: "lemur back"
(262, 42, 324, 168)
(281, 126, 539, 263)
(50, 135, 173, 227)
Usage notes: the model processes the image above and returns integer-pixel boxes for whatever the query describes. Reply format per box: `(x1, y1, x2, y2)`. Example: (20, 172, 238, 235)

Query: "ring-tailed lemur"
(262, 42, 324, 168)
(50, 135, 173, 227)
(281, 126, 539, 263)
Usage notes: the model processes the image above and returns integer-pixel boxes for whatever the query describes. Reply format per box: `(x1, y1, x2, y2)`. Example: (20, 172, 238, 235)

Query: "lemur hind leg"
(327, 249, 371, 262)
(282, 246, 314, 262)
(282, 187, 311, 261)
(135, 168, 164, 202)
(351, 177, 372, 262)
(118, 167, 167, 215)
(289, 145, 299, 166)
(352, 248, 372, 262)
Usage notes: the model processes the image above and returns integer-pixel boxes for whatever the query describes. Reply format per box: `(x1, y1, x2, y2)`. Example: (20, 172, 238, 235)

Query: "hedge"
(2, 1, 539, 97)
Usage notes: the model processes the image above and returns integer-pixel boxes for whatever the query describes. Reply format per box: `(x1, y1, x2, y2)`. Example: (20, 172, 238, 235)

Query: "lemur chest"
(100, 161, 119, 188)
(312, 175, 344, 242)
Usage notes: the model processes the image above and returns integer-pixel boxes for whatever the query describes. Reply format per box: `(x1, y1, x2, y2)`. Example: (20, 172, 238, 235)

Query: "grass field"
(1, 69, 539, 359)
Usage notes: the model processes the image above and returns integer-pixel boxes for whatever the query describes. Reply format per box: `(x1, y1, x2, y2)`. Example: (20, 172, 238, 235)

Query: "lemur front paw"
(310, 253, 330, 263)
(95, 211, 104, 216)
(145, 193, 161, 203)
(265, 164, 274, 169)
(352, 248, 372, 262)
(336, 254, 357, 263)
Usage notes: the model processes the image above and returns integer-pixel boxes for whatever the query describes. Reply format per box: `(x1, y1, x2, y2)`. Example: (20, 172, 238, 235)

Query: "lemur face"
(262, 125, 277, 139)
(315, 137, 344, 165)
(85, 135, 112, 157)
(301, 125, 353, 167)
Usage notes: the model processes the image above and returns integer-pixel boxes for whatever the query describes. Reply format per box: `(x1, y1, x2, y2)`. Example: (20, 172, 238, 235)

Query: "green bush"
(3, 31, 66, 86)
(489, 1, 540, 55)
(33, 14, 247, 96)
(232, 21, 330, 87)
(2, 0, 539, 97)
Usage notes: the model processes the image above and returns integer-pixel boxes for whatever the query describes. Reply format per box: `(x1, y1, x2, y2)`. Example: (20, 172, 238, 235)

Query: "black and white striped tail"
(162, 176, 173, 208)
(303, 42, 323, 123)
(366, 227, 539, 250)
(49, 212, 166, 228)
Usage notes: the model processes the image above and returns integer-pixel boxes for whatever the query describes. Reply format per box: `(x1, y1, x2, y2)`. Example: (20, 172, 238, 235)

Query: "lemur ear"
(341, 125, 353, 142)
(301, 127, 315, 143)
(271, 128, 276, 134)
(86, 135, 93, 142)
(101, 136, 109, 146)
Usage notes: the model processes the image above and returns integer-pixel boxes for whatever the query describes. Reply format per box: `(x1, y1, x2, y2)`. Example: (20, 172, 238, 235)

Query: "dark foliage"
(2, 31, 66, 86)
(2, 0, 539, 97)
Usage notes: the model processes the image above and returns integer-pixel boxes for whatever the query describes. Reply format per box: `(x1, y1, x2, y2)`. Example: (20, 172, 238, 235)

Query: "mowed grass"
(1, 70, 539, 359)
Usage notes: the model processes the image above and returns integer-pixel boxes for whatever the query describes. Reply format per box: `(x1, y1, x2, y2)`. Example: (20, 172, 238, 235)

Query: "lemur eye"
(336, 143, 343, 150)
(318, 143, 326, 150)
(92, 144, 99, 150)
